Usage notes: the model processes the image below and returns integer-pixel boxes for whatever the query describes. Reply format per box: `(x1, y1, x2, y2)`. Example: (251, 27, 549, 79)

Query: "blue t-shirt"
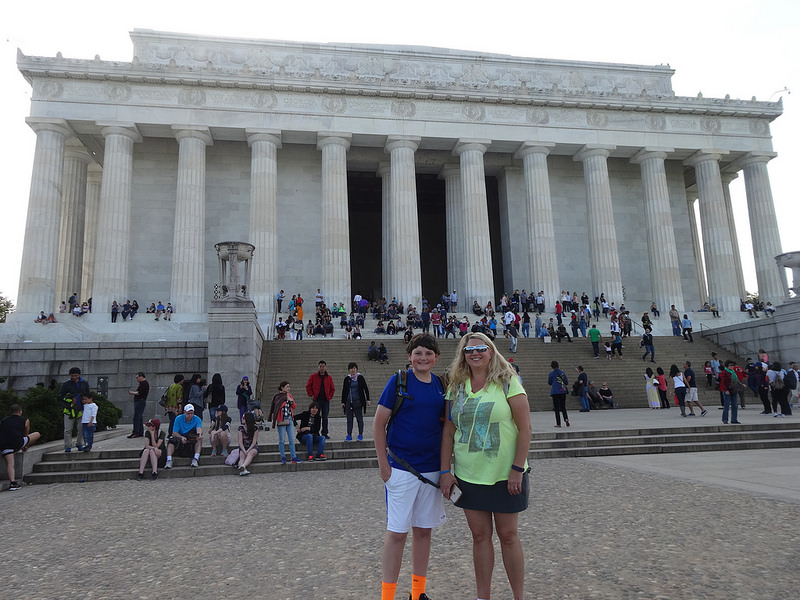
(173, 415, 202, 436)
(379, 370, 444, 473)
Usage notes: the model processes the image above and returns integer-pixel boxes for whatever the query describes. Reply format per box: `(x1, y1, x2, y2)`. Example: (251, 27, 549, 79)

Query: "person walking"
(640, 327, 655, 362)
(548, 361, 570, 427)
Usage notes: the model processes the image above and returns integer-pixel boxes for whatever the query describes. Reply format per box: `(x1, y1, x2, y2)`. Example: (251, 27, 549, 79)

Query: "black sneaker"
(151, 472, 158, 480)
(8, 481, 21, 491)
(137, 473, 145, 480)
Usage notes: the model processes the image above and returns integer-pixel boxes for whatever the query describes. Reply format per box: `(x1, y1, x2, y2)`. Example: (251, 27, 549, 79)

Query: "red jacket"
(719, 366, 744, 393)
(306, 372, 335, 402)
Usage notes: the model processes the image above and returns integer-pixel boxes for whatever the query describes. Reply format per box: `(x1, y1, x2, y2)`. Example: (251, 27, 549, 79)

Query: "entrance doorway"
(346, 172, 503, 306)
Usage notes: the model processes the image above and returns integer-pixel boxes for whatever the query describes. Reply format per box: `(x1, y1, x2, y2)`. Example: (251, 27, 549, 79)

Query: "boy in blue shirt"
(165, 404, 203, 468)
(373, 333, 445, 600)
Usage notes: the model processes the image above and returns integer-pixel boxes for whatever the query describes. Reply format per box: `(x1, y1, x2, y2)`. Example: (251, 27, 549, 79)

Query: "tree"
(0, 293, 14, 323)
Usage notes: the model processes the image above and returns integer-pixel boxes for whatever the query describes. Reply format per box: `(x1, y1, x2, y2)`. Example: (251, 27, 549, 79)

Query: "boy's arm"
(372, 405, 392, 482)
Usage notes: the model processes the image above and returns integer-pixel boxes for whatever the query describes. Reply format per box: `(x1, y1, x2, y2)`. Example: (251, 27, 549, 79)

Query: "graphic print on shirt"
(455, 393, 500, 459)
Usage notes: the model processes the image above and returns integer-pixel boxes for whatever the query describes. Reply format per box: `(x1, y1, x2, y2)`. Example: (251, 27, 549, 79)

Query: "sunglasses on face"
(464, 345, 490, 354)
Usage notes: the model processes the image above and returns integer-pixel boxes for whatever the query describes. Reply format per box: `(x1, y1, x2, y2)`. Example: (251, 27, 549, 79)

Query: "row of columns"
(16, 117, 787, 319)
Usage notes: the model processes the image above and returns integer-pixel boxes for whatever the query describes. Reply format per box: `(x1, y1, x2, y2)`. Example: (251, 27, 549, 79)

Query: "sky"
(1, 0, 797, 305)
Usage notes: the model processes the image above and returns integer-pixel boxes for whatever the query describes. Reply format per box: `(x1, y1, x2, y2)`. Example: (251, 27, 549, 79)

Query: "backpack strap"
(385, 369, 408, 432)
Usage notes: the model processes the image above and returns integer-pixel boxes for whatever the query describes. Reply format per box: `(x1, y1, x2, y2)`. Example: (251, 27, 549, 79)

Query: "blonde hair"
(446, 332, 518, 395)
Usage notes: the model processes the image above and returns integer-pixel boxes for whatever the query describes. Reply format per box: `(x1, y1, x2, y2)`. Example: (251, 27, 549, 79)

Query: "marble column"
(384, 136, 422, 308)
(574, 145, 624, 303)
(738, 152, 787, 304)
(317, 133, 352, 310)
(80, 164, 102, 299)
(440, 164, 464, 304)
(631, 148, 683, 313)
(171, 125, 212, 316)
(93, 123, 141, 315)
(720, 172, 746, 298)
(516, 142, 559, 307)
(246, 129, 281, 316)
(17, 118, 72, 315)
(454, 139, 495, 308)
(377, 162, 391, 300)
(684, 151, 739, 312)
(686, 192, 708, 305)
(56, 142, 92, 305)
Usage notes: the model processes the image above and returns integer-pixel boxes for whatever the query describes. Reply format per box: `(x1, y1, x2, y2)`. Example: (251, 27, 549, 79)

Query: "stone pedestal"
(208, 300, 264, 396)
(209, 241, 264, 392)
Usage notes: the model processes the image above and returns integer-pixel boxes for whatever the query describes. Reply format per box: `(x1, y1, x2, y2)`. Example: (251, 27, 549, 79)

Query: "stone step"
(256, 334, 744, 413)
(24, 422, 800, 485)
(531, 438, 800, 458)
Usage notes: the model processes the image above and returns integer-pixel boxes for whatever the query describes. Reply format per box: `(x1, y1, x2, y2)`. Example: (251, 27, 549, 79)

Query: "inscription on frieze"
(669, 118, 697, 129)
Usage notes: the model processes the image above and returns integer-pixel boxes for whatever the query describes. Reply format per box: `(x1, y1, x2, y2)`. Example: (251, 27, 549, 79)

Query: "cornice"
(17, 47, 783, 121)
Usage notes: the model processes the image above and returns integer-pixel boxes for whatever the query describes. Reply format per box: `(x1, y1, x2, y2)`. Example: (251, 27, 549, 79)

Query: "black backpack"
(784, 369, 797, 391)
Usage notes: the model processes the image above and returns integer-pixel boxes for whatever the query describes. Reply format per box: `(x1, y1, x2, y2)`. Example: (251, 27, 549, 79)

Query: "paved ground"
(2, 410, 798, 599)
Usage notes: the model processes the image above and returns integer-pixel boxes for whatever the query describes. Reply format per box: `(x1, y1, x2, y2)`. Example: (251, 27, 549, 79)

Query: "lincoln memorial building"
(14, 29, 787, 330)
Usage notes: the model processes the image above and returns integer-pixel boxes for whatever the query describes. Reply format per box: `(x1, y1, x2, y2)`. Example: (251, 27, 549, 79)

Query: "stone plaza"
(2, 414, 798, 600)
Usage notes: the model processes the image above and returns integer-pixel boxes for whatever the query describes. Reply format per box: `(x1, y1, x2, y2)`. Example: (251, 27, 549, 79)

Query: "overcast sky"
(1, 0, 797, 304)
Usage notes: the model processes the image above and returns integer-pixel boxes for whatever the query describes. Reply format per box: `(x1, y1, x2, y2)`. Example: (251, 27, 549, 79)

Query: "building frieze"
(18, 30, 783, 122)
(27, 75, 774, 143)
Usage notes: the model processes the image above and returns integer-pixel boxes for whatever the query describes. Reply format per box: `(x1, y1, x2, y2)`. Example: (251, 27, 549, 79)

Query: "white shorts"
(384, 467, 446, 533)
(686, 387, 699, 403)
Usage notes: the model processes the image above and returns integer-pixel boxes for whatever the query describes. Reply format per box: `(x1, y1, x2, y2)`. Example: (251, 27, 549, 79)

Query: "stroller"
(247, 397, 270, 431)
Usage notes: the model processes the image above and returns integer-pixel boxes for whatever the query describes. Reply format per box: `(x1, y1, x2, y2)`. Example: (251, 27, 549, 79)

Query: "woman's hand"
(439, 472, 456, 499)
(507, 470, 523, 495)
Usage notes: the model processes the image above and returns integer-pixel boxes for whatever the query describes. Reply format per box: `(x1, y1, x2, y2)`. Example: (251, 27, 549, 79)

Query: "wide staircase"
(23, 332, 800, 485)
(255, 333, 743, 412)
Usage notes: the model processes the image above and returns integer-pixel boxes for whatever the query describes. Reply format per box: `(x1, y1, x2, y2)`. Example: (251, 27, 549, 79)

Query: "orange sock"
(381, 581, 397, 600)
(411, 574, 427, 600)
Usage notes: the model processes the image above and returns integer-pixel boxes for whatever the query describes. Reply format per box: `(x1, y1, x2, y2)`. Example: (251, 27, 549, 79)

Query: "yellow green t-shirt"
(447, 376, 527, 485)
